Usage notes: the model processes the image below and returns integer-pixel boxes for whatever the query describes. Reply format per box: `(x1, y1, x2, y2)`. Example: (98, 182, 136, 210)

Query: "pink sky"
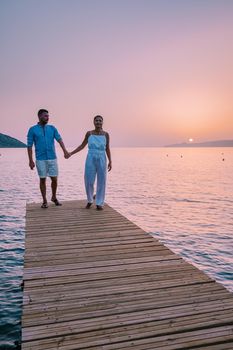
(1, 0, 233, 146)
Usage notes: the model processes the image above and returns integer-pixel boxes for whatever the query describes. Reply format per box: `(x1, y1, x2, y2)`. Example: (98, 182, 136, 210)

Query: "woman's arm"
(70, 132, 89, 156)
(105, 132, 112, 171)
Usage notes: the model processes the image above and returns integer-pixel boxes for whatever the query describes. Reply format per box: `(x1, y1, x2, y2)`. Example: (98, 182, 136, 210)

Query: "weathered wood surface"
(21, 200, 233, 349)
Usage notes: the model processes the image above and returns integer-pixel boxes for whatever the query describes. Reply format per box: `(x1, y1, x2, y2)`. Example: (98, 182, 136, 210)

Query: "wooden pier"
(21, 200, 233, 349)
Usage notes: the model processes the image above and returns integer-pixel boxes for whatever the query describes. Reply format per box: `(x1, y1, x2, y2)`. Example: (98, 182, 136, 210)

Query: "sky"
(1, 0, 233, 147)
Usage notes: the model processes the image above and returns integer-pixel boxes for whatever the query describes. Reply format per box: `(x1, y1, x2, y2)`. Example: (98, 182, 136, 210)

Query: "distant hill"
(165, 140, 233, 148)
(0, 133, 27, 148)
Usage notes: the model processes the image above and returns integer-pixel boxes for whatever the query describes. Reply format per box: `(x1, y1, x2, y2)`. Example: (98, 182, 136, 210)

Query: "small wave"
(217, 271, 233, 280)
(0, 215, 19, 222)
(0, 324, 21, 349)
(212, 198, 233, 204)
(173, 198, 205, 203)
(199, 223, 216, 228)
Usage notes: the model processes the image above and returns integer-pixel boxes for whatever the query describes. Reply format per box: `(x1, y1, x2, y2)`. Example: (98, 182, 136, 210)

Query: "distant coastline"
(0, 133, 26, 148)
(165, 140, 233, 148)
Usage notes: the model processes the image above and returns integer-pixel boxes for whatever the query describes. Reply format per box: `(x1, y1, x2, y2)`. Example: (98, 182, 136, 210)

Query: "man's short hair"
(94, 115, 103, 121)
(38, 109, 48, 117)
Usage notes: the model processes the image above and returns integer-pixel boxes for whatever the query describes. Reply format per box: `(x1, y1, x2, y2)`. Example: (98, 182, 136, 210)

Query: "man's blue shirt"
(27, 124, 62, 160)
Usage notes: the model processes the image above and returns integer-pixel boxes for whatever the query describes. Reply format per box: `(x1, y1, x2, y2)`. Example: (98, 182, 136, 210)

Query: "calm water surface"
(0, 147, 233, 348)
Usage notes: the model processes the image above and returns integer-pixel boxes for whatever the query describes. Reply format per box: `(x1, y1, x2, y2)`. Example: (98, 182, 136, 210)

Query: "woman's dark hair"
(38, 109, 48, 117)
(94, 115, 103, 121)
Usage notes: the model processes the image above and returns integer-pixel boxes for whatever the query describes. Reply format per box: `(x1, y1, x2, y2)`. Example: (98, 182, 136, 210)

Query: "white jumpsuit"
(84, 134, 107, 206)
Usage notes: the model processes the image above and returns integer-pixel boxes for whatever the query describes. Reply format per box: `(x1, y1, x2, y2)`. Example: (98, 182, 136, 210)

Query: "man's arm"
(54, 127, 69, 158)
(57, 139, 70, 158)
(27, 147, 35, 170)
(27, 128, 35, 169)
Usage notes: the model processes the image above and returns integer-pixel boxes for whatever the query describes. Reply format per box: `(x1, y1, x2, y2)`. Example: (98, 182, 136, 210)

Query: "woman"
(69, 115, 112, 210)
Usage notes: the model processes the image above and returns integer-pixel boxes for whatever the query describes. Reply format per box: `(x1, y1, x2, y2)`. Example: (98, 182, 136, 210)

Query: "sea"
(0, 147, 233, 348)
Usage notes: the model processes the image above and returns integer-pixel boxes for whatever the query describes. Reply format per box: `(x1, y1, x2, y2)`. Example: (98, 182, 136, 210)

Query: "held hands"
(64, 150, 71, 159)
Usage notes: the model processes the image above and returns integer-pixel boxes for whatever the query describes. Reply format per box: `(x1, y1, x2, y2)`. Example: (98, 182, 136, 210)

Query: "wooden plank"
(21, 311, 233, 349)
(22, 292, 233, 327)
(23, 258, 188, 279)
(24, 254, 181, 270)
(21, 200, 233, 349)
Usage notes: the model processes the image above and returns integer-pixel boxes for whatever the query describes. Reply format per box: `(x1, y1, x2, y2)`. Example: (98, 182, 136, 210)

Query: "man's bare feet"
(51, 198, 62, 206)
(41, 202, 48, 209)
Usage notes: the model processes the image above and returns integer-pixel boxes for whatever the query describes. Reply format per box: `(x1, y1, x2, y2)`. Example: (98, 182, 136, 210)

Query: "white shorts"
(36, 159, 58, 178)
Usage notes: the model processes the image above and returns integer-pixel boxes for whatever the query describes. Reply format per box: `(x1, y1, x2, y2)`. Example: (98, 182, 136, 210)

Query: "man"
(27, 109, 69, 208)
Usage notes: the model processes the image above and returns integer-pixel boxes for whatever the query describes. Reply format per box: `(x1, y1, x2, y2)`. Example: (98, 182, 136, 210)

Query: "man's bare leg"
(51, 177, 62, 205)
(40, 178, 48, 207)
